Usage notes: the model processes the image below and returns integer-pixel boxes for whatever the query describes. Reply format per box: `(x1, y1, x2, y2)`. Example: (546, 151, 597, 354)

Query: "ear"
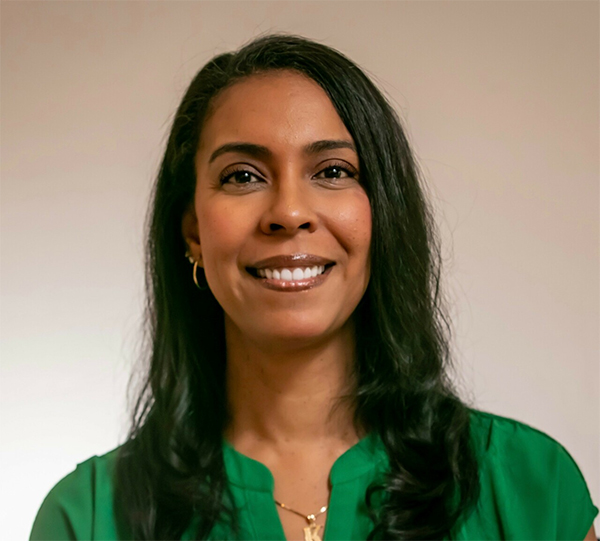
(181, 203, 203, 267)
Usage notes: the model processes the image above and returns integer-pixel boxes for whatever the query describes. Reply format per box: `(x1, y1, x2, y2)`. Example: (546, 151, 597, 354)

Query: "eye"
(314, 163, 358, 182)
(219, 166, 263, 186)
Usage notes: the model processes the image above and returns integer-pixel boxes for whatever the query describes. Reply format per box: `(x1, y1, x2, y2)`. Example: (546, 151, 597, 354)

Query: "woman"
(30, 34, 597, 541)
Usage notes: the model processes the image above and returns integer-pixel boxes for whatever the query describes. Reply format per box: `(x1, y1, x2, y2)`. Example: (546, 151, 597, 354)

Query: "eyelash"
(219, 162, 358, 186)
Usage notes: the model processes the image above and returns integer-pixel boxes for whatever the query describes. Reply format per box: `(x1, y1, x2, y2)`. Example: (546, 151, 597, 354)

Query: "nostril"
(267, 221, 312, 232)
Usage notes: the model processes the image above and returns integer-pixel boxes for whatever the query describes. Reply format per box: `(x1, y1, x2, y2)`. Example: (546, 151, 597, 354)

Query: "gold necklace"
(275, 500, 328, 541)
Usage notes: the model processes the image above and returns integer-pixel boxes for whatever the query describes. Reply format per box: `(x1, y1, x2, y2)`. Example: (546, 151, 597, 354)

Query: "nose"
(259, 171, 317, 235)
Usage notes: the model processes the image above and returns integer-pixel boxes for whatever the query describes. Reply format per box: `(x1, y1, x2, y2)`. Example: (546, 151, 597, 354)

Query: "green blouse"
(30, 410, 598, 540)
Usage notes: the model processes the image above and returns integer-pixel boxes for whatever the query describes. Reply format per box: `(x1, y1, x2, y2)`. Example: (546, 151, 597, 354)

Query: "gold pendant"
(303, 523, 322, 541)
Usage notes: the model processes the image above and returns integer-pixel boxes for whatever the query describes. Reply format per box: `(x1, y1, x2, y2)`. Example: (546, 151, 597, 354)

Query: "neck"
(224, 316, 360, 449)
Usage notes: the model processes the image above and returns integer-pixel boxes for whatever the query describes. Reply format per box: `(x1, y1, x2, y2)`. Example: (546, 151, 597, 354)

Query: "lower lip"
(249, 265, 334, 292)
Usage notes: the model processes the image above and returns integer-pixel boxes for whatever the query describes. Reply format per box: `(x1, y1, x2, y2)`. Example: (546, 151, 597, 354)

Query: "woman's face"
(184, 70, 372, 348)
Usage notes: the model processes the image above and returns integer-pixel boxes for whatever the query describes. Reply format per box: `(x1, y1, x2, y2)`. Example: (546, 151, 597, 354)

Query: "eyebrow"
(208, 139, 357, 164)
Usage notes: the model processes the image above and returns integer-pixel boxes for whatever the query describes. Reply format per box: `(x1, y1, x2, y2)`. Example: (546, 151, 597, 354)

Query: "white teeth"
(256, 265, 327, 280)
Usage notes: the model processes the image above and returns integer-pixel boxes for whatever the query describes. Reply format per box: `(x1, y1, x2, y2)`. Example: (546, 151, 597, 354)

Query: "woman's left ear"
(181, 203, 203, 266)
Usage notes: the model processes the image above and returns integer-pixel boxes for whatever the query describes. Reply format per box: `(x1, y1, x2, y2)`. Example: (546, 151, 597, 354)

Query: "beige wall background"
(2, 1, 598, 538)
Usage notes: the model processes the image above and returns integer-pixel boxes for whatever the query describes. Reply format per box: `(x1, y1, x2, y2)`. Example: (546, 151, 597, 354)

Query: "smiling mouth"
(245, 262, 336, 291)
(246, 262, 335, 280)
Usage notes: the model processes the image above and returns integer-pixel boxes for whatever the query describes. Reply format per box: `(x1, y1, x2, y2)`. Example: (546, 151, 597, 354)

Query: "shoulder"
(30, 447, 122, 540)
(458, 409, 598, 540)
(468, 408, 592, 493)
(468, 409, 592, 482)
(468, 408, 573, 459)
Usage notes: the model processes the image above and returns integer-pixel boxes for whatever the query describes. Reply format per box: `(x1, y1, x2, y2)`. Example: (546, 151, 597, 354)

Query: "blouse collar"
(222, 431, 389, 492)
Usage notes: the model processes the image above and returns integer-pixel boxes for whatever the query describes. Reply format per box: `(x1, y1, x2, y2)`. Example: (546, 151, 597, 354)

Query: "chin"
(252, 322, 338, 349)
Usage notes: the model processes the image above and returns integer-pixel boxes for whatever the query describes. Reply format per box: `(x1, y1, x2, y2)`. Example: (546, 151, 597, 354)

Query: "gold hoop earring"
(192, 260, 208, 291)
(185, 250, 208, 290)
(190, 259, 208, 291)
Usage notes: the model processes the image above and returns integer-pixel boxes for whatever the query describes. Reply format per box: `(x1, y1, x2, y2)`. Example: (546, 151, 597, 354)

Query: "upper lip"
(248, 253, 335, 270)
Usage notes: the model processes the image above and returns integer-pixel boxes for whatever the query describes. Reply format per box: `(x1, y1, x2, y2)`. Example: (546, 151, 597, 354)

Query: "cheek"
(197, 201, 250, 265)
(330, 191, 372, 258)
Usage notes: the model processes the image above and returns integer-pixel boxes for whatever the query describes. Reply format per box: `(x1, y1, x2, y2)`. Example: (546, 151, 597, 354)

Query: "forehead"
(198, 71, 353, 154)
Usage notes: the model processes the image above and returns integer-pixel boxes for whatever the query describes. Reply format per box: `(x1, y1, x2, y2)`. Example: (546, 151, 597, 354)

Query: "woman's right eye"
(219, 168, 263, 186)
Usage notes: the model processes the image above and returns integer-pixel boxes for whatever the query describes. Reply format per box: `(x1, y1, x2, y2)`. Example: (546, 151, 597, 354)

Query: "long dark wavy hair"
(113, 33, 480, 540)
